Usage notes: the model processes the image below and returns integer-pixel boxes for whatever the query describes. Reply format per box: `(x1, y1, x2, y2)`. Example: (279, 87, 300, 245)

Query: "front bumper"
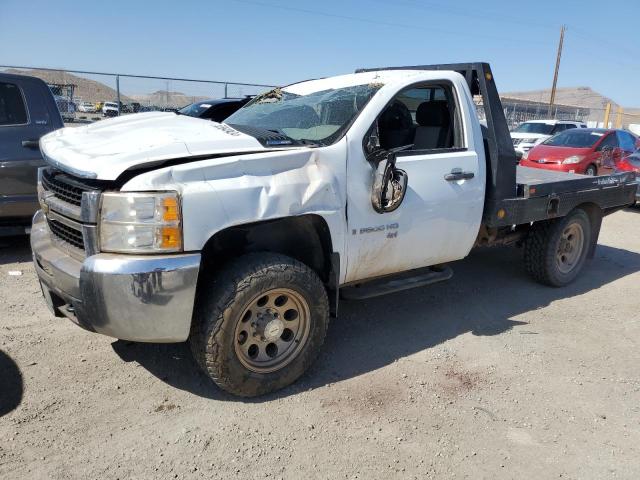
(31, 210, 201, 342)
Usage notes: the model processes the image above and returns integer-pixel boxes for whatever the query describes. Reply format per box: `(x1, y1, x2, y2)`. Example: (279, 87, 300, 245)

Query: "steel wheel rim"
(234, 288, 310, 374)
(556, 223, 584, 274)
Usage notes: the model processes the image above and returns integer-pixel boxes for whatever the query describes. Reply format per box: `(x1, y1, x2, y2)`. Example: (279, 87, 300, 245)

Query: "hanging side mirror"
(369, 149, 409, 214)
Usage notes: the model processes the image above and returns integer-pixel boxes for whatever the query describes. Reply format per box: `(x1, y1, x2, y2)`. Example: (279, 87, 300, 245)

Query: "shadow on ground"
(0, 235, 31, 266)
(0, 350, 23, 417)
(113, 243, 640, 402)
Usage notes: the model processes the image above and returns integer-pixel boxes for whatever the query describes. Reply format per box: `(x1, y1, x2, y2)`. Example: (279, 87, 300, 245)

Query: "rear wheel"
(190, 253, 329, 397)
(524, 209, 592, 287)
(584, 164, 597, 176)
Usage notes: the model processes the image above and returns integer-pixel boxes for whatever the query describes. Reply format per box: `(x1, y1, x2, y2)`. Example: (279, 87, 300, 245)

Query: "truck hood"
(39, 112, 278, 180)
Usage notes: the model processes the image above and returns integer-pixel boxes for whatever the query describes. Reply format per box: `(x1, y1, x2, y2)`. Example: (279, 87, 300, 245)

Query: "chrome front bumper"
(31, 210, 201, 342)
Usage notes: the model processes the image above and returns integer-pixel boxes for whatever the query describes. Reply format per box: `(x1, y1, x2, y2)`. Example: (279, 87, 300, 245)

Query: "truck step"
(340, 265, 453, 300)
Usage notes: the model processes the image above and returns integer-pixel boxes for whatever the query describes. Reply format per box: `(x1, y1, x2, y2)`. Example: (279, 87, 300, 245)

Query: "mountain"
(504, 86, 640, 126)
(3, 68, 133, 103)
(129, 90, 209, 108)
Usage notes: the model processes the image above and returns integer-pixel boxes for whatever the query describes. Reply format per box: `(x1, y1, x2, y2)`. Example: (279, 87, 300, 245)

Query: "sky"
(1, 0, 638, 105)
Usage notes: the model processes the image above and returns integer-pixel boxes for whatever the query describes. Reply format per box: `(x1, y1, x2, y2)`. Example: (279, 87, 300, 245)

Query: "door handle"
(444, 168, 474, 181)
(22, 139, 40, 149)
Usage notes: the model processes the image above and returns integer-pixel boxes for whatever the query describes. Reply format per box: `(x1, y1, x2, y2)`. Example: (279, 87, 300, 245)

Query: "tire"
(524, 209, 592, 287)
(190, 253, 329, 397)
(584, 165, 597, 176)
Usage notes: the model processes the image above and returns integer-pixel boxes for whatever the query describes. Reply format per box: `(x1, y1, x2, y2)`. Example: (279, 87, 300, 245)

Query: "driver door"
(344, 83, 485, 283)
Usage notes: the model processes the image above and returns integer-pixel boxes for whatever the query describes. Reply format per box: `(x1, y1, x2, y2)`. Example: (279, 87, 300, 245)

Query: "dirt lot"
(1, 208, 639, 479)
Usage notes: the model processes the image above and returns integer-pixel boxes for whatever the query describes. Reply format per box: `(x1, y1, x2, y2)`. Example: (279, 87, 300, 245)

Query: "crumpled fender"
(121, 140, 348, 256)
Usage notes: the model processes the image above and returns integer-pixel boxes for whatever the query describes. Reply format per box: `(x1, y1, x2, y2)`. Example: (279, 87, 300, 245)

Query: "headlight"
(99, 192, 182, 253)
(562, 155, 584, 164)
(522, 150, 529, 160)
(524, 138, 539, 145)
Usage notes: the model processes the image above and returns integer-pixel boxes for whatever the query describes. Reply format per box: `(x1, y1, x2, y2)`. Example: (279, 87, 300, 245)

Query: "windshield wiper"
(226, 123, 320, 147)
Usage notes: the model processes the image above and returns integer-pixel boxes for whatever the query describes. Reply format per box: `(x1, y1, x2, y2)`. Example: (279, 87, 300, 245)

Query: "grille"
(47, 218, 85, 250)
(512, 138, 522, 146)
(41, 169, 95, 206)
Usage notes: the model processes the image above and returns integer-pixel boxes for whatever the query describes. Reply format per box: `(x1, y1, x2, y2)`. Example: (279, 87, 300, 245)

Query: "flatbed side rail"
(487, 174, 638, 228)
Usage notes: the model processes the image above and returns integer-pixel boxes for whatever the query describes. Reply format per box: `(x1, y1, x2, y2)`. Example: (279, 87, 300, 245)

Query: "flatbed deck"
(516, 166, 619, 198)
(488, 167, 638, 228)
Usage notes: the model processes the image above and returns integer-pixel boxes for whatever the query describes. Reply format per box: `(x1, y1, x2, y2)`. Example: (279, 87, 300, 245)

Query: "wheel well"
(200, 215, 335, 284)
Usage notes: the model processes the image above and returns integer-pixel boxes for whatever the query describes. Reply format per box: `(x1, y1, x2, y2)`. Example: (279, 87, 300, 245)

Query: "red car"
(520, 128, 638, 176)
(616, 149, 640, 204)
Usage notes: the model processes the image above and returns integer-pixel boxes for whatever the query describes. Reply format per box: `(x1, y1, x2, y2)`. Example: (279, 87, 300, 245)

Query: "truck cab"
(31, 63, 638, 397)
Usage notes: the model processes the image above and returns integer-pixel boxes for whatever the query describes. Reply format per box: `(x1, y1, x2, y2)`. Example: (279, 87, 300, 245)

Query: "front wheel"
(524, 209, 592, 287)
(190, 253, 329, 397)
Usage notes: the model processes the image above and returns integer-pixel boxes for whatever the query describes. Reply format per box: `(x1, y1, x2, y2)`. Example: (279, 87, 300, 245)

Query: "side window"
(375, 84, 461, 152)
(617, 131, 636, 152)
(552, 124, 566, 134)
(0, 82, 28, 126)
(597, 133, 618, 151)
(564, 124, 577, 130)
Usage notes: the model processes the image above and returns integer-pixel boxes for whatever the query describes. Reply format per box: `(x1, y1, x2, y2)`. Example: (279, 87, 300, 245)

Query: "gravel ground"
(1, 208, 639, 479)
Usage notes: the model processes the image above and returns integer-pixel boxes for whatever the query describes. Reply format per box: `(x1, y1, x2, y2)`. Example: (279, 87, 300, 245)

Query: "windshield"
(179, 101, 213, 117)
(224, 84, 381, 146)
(514, 122, 555, 135)
(542, 130, 604, 148)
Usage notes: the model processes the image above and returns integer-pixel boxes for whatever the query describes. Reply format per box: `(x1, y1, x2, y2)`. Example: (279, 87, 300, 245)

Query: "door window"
(0, 82, 28, 126)
(596, 133, 618, 150)
(374, 84, 462, 152)
(616, 131, 636, 152)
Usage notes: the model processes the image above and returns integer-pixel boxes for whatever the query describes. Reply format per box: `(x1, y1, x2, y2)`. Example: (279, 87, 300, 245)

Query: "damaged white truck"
(32, 63, 638, 396)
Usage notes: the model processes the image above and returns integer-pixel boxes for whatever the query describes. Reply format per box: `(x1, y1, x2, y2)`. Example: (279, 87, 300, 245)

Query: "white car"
(102, 102, 119, 117)
(511, 120, 587, 156)
(77, 102, 95, 113)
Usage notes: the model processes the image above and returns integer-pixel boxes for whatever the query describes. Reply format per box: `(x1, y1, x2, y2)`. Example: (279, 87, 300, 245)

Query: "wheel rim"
(586, 166, 596, 176)
(233, 288, 310, 373)
(555, 222, 585, 274)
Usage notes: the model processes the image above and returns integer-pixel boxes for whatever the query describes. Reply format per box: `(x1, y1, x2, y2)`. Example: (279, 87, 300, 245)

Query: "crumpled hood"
(39, 112, 273, 180)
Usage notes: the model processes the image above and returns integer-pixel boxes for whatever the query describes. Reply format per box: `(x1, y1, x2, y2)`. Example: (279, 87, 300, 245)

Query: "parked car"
(32, 63, 638, 397)
(511, 120, 587, 156)
(179, 97, 253, 122)
(0, 73, 63, 234)
(77, 102, 95, 113)
(102, 102, 119, 117)
(616, 149, 640, 204)
(520, 128, 638, 176)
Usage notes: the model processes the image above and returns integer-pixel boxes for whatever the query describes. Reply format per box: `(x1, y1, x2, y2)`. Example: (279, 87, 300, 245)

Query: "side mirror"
(371, 151, 408, 214)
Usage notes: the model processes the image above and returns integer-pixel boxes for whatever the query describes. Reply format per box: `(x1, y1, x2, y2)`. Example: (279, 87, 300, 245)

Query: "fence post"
(116, 75, 121, 115)
(224, 83, 228, 98)
(603, 102, 611, 128)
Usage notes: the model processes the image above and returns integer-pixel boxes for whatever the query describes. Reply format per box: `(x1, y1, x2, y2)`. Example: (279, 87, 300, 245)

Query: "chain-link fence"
(0, 65, 276, 124)
(475, 95, 640, 133)
(4, 65, 640, 134)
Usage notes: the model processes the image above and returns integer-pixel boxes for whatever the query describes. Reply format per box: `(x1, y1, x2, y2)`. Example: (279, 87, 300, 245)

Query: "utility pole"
(548, 25, 566, 117)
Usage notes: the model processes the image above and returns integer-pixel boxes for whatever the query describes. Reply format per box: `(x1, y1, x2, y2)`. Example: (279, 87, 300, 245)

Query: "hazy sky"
(1, 0, 638, 105)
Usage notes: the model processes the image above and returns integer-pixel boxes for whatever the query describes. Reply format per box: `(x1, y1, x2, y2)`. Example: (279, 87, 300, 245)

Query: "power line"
(227, 0, 552, 46)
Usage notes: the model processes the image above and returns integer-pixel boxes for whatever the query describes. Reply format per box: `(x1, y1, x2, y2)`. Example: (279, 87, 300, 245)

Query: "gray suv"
(0, 73, 63, 234)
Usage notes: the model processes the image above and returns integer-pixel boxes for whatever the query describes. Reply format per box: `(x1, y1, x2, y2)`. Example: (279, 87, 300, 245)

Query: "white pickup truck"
(32, 63, 638, 397)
